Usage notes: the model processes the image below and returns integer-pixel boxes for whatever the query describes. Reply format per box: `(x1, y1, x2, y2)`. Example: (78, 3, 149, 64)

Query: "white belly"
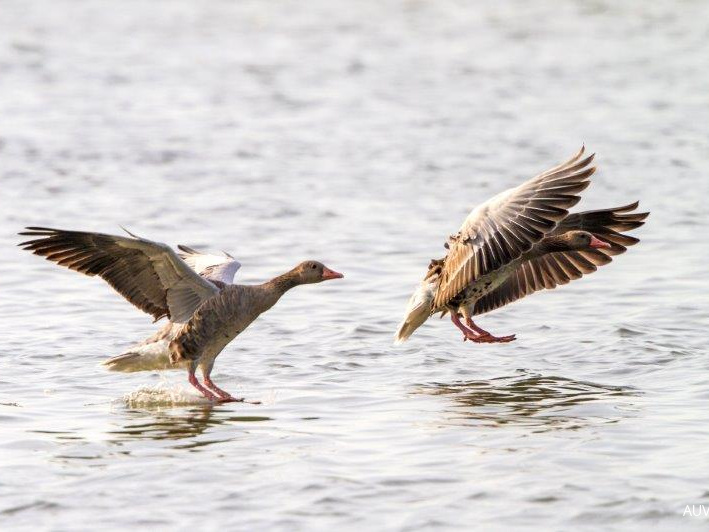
(103, 323, 187, 373)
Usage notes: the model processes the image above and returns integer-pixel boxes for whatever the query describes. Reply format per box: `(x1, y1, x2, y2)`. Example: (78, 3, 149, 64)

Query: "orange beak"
(322, 267, 344, 280)
(589, 235, 611, 249)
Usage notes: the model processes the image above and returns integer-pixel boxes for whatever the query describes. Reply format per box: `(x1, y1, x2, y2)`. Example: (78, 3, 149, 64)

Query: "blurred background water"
(0, 1, 708, 530)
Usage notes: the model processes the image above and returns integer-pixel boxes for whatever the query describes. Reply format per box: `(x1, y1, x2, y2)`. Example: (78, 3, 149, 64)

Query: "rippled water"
(1, 1, 708, 530)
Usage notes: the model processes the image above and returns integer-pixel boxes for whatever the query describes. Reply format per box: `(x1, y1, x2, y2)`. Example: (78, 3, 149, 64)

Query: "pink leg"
(188, 371, 219, 401)
(465, 317, 516, 343)
(203, 375, 262, 405)
(203, 376, 243, 403)
(450, 313, 493, 343)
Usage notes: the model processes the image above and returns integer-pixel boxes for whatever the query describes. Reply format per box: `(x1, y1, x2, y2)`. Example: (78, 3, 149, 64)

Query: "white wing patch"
(177, 245, 242, 284)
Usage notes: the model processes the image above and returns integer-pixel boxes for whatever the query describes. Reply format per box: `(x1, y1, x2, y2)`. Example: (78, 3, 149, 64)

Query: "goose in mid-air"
(19, 228, 343, 402)
(395, 147, 648, 344)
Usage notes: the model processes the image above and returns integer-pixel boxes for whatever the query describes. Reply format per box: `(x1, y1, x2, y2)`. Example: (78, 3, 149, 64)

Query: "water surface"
(1, 1, 708, 530)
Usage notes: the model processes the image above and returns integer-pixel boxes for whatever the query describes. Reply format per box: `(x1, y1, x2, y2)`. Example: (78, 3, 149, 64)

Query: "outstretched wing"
(19, 227, 219, 323)
(434, 146, 596, 309)
(177, 245, 241, 284)
(472, 202, 649, 315)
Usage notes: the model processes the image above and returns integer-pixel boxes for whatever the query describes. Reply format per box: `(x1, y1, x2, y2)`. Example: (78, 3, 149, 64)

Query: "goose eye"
(311, 264, 317, 269)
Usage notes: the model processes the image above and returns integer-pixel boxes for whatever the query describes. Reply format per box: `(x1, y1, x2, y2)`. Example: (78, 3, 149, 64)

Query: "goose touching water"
(19, 228, 343, 402)
(395, 147, 648, 344)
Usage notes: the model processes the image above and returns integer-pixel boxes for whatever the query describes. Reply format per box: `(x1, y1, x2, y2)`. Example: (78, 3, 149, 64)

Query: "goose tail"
(394, 280, 436, 344)
(102, 341, 175, 372)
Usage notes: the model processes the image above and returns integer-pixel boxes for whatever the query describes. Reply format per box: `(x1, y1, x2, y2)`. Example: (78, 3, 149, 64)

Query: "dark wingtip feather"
(627, 211, 650, 224)
(614, 200, 640, 213)
(119, 225, 140, 239)
(177, 244, 197, 254)
(18, 226, 60, 236)
(23, 226, 57, 231)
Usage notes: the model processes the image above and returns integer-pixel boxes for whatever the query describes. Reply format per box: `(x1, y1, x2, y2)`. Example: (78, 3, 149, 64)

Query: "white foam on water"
(121, 380, 210, 408)
(116, 375, 272, 407)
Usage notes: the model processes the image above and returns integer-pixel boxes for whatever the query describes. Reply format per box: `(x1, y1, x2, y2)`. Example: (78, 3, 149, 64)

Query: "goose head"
(554, 230, 611, 251)
(294, 261, 344, 284)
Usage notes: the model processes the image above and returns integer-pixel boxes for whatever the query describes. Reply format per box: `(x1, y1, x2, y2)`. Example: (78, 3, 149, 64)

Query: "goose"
(395, 147, 648, 344)
(19, 228, 343, 402)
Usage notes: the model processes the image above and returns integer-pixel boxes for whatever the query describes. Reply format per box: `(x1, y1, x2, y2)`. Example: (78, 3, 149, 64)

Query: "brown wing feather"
(471, 202, 648, 316)
(549, 201, 649, 255)
(19, 227, 218, 322)
(434, 146, 596, 309)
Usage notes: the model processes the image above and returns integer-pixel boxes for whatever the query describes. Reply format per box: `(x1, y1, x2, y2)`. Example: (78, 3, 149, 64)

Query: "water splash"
(121, 380, 210, 408)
